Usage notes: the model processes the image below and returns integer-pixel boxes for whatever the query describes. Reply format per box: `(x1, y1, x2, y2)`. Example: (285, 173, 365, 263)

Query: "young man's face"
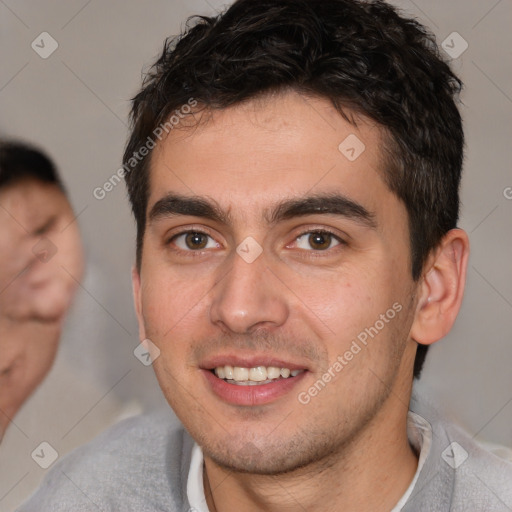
(134, 91, 421, 474)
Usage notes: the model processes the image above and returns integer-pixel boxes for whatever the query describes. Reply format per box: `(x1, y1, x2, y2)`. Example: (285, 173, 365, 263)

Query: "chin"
(32, 292, 73, 322)
(203, 433, 334, 476)
(208, 448, 315, 476)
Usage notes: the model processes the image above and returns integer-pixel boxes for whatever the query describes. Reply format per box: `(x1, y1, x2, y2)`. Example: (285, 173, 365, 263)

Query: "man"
(20, 0, 512, 510)
(0, 141, 84, 441)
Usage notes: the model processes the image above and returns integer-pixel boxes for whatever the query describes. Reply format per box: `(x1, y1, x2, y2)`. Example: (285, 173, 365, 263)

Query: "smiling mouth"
(211, 365, 305, 386)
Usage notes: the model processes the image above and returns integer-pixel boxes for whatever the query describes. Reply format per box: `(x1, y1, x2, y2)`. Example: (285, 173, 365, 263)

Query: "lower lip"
(202, 369, 308, 406)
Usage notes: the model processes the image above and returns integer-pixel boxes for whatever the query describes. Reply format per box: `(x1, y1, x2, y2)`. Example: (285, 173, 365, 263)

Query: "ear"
(410, 228, 469, 346)
(131, 265, 147, 342)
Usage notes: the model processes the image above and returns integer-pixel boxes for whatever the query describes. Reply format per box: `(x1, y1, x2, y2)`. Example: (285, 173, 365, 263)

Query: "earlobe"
(410, 229, 469, 346)
(131, 266, 146, 341)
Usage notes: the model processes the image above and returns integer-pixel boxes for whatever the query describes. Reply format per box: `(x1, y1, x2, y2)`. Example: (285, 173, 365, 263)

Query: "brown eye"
(171, 231, 219, 252)
(185, 232, 208, 249)
(293, 231, 342, 251)
(308, 232, 333, 250)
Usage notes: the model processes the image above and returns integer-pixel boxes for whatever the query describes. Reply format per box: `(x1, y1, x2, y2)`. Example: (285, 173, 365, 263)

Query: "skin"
(133, 91, 469, 512)
(0, 179, 84, 439)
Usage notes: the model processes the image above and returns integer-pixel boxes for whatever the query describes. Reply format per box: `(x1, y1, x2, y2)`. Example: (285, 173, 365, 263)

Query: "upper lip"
(200, 353, 310, 372)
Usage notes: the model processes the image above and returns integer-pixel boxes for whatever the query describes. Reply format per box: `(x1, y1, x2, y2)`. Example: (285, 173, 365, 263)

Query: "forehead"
(147, 91, 393, 218)
(0, 179, 68, 224)
(0, 178, 63, 200)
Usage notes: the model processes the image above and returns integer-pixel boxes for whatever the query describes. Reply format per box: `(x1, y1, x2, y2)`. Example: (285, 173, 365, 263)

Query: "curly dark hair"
(124, 0, 464, 379)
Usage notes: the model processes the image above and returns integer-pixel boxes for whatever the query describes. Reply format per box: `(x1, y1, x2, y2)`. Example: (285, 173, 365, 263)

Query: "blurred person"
(0, 141, 84, 441)
(21, 1, 512, 511)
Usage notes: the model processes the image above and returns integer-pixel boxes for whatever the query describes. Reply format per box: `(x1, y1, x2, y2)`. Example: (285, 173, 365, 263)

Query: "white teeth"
(224, 365, 234, 380)
(232, 379, 273, 386)
(249, 366, 267, 382)
(212, 365, 304, 383)
(267, 366, 281, 379)
(233, 367, 249, 381)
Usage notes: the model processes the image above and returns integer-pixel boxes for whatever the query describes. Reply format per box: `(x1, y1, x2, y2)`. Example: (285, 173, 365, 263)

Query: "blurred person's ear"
(410, 228, 469, 345)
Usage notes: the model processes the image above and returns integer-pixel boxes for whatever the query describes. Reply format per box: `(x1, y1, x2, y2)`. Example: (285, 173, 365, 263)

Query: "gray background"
(0, 0, 511, 509)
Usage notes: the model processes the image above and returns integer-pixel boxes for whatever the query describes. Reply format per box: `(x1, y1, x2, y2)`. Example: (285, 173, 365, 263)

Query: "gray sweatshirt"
(19, 395, 512, 511)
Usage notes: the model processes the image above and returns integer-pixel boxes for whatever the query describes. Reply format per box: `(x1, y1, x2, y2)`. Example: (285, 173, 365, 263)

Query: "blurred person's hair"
(123, 0, 464, 379)
(0, 140, 64, 191)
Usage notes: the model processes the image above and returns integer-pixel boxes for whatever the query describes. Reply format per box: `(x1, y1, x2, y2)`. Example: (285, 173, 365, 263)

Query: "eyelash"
(291, 229, 346, 251)
(166, 228, 219, 256)
(166, 227, 347, 254)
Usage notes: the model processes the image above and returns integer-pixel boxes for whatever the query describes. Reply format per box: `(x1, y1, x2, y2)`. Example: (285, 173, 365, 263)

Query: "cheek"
(295, 262, 405, 361)
(288, 264, 381, 338)
(140, 266, 214, 340)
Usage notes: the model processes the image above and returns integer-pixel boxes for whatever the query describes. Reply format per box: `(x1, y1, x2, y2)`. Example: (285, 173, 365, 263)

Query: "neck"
(203, 393, 418, 512)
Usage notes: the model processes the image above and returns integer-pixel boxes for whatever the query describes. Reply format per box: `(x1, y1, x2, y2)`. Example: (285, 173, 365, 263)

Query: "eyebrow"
(268, 194, 377, 229)
(148, 193, 376, 229)
(149, 195, 231, 225)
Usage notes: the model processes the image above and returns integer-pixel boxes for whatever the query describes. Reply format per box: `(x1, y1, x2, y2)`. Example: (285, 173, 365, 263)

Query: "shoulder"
(19, 409, 193, 512)
(407, 394, 512, 512)
(444, 421, 512, 510)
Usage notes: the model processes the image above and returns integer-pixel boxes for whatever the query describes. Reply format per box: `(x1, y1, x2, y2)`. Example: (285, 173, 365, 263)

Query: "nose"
(209, 250, 289, 334)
